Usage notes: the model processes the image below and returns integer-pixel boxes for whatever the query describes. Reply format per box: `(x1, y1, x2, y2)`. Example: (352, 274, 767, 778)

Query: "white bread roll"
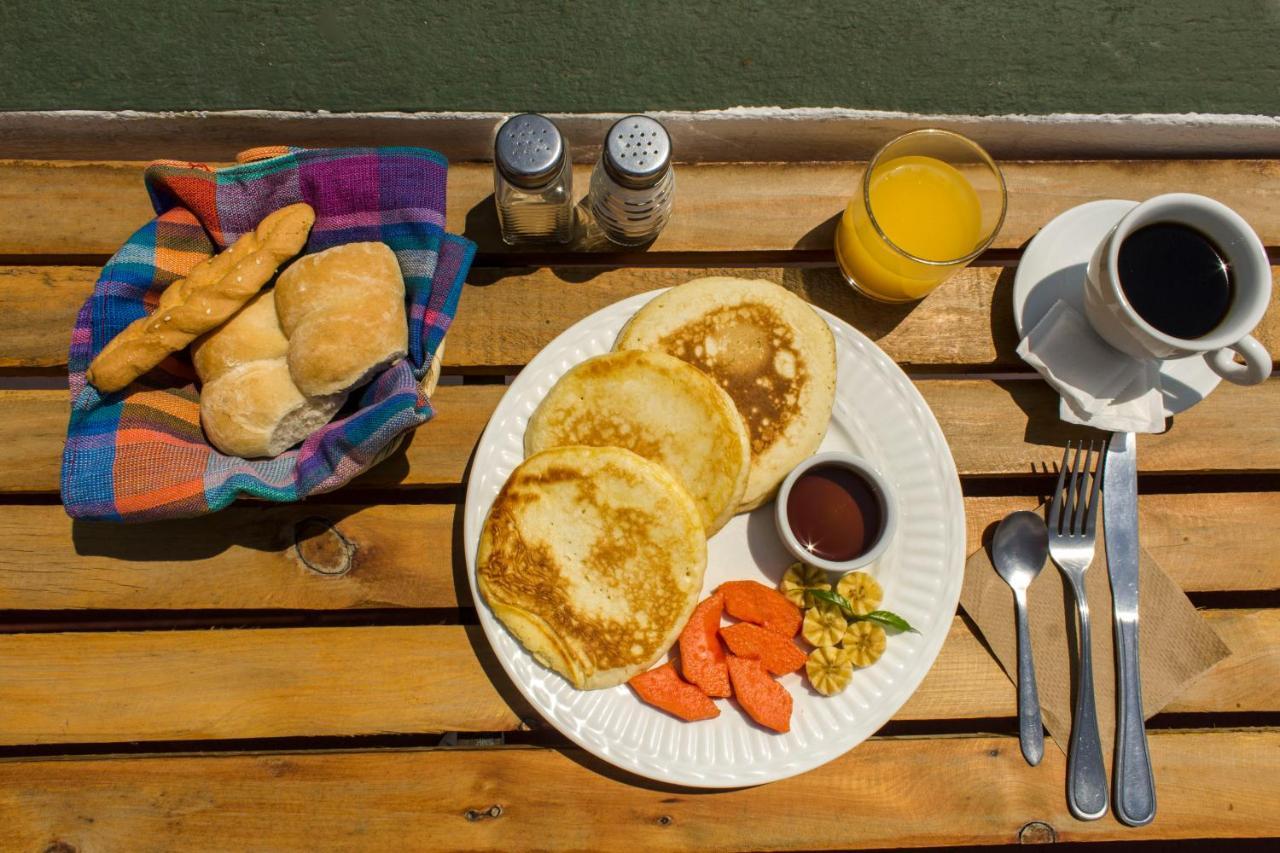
(274, 242, 408, 396)
(192, 292, 345, 458)
(199, 359, 345, 458)
(192, 286, 291, 377)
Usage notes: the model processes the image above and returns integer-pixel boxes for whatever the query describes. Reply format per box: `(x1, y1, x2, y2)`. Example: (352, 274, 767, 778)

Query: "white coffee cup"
(1083, 193, 1272, 386)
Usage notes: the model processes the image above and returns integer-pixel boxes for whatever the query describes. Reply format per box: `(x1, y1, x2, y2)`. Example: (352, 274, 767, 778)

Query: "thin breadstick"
(87, 203, 315, 393)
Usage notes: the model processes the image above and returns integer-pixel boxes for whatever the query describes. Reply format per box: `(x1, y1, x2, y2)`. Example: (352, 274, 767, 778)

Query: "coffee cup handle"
(1208, 335, 1271, 386)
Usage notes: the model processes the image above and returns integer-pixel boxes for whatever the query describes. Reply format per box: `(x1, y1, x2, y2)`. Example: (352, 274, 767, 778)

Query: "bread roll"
(192, 291, 345, 458)
(274, 242, 408, 396)
(192, 286, 291, 378)
(87, 203, 315, 393)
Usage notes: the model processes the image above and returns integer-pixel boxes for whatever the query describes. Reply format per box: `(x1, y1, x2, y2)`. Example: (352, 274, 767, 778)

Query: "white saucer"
(1013, 199, 1221, 417)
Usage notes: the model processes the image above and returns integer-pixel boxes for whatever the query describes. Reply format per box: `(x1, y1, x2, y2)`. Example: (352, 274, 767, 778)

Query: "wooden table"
(0, 120, 1277, 850)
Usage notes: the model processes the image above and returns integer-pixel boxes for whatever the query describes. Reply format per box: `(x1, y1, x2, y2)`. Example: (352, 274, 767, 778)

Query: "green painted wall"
(2, 1, 1278, 114)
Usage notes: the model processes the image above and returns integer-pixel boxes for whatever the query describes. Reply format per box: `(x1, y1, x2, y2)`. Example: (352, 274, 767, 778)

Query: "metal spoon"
(993, 510, 1049, 766)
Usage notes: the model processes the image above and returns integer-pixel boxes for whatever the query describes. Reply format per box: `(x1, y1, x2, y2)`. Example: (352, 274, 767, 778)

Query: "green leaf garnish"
(859, 610, 916, 633)
(809, 588, 853, 611)
(807, 590, 916, 633)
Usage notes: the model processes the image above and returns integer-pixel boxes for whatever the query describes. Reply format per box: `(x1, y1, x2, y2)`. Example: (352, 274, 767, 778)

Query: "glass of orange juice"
(835, 129, 1007, 302)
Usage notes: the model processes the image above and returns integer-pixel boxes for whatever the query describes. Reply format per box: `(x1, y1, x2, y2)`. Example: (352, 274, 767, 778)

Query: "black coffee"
(1117, 222, 1234, 340)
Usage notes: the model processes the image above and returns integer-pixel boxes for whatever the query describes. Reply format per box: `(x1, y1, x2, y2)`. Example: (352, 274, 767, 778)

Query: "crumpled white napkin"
(1016, 300, 1166, 433)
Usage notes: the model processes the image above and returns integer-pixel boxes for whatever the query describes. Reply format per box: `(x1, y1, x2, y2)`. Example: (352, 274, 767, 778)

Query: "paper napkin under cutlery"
(960, 505, 1230, 756)
(1017, 300, 1167, 433)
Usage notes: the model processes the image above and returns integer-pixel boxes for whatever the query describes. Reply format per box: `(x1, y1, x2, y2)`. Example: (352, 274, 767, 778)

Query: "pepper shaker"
(588, 115, 674, 246)
(493, 114, 575, 244)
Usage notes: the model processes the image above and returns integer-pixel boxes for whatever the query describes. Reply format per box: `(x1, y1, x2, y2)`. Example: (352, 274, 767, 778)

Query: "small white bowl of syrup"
(774, 451, 897, 572)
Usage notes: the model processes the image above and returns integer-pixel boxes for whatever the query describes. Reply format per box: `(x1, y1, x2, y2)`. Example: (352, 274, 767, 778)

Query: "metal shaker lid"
(602, 115, 671, 189)
(495, 114, 566, 188)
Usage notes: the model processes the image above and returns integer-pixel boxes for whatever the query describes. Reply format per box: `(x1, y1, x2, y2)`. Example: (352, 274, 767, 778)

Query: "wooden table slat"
(2, 732, 1276, 850)
(0, 609, 1272, 746)
(2, 159, 1279, 258)
(6, 264, 1279, 373)
(5, 380, 1280, 495)
(0, 493, 1276, 613)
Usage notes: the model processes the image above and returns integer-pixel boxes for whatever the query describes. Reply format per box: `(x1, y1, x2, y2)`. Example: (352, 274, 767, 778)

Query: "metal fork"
(1048, 440, 1109, 821)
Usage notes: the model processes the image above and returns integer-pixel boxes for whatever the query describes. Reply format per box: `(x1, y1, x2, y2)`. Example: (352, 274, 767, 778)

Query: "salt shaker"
(493, 114, 574, 244)
(588, 115, 674, 246)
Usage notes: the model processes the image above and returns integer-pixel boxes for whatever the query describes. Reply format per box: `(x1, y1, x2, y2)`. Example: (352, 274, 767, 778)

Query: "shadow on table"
(67, 420, 429, 562)
(70, 502, 368, 564)
(465, 264, 615, 289)
(553, 745, 756, 795)
(460, 195, 631, 287)
(463, 192, 502, 252)
(457, 622, 539, 733)
(782, 213, 922, 344)
(985, 229, 1039, 365)
(988, 264, 1022, 366)
(448, 440, 543, 726)
(991, 379, 1110, 450)
(781, 266, 919, 344)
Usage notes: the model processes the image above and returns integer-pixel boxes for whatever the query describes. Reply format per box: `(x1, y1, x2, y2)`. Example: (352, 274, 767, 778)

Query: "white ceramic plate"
(463, 290, 965, 787)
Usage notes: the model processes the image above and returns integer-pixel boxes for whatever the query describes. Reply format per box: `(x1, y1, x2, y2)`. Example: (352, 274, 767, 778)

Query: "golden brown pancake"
(615, 277, 836, 510)
(524, 350, 750, 535)
(477, 446, 707, 689)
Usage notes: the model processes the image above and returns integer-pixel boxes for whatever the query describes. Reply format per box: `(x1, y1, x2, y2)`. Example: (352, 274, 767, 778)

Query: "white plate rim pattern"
(463, 289, 965, 787)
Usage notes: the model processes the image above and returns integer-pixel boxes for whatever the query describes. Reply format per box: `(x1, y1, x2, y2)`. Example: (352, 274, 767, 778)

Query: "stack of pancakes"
(478, 277, 837, 689)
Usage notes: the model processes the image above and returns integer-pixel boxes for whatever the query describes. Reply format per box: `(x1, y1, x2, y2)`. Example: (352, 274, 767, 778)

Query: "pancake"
(615, 277, 837, 510)
(524, 350, 750, 535)
(477, 446, 707, 690)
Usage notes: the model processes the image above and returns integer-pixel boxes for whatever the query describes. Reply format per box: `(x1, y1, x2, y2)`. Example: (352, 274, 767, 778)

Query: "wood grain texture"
(0, 160, 151, 256)
(917, 378, 1280, 476)
(1166, 608, 1280, 714)
(10, 264, 1277, 372)
(0, 610, 1270, 746)
(2, 159, 1279, 257)
(1, 732, 1275, 850)
(0, 626, 523, 744)
(8, 380, 1280, 494)
(0, 493, 1276, 612)
(964, 493, 1280, 595)
(0, 264, 95, 368)
(452, 265, 1280, 371)
(0, 503, 460, 610)
(908, 608, 1277, 723)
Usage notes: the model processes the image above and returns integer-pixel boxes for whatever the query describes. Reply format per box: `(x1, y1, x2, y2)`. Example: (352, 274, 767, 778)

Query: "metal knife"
(1103, 431, 1156, 827)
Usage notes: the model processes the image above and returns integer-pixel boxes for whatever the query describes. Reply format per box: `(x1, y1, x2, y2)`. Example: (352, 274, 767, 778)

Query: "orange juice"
(836, 154, 984, 301)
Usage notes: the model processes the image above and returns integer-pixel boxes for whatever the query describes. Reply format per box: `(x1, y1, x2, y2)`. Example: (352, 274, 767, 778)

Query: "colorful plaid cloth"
(62, 147, 475, 522)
